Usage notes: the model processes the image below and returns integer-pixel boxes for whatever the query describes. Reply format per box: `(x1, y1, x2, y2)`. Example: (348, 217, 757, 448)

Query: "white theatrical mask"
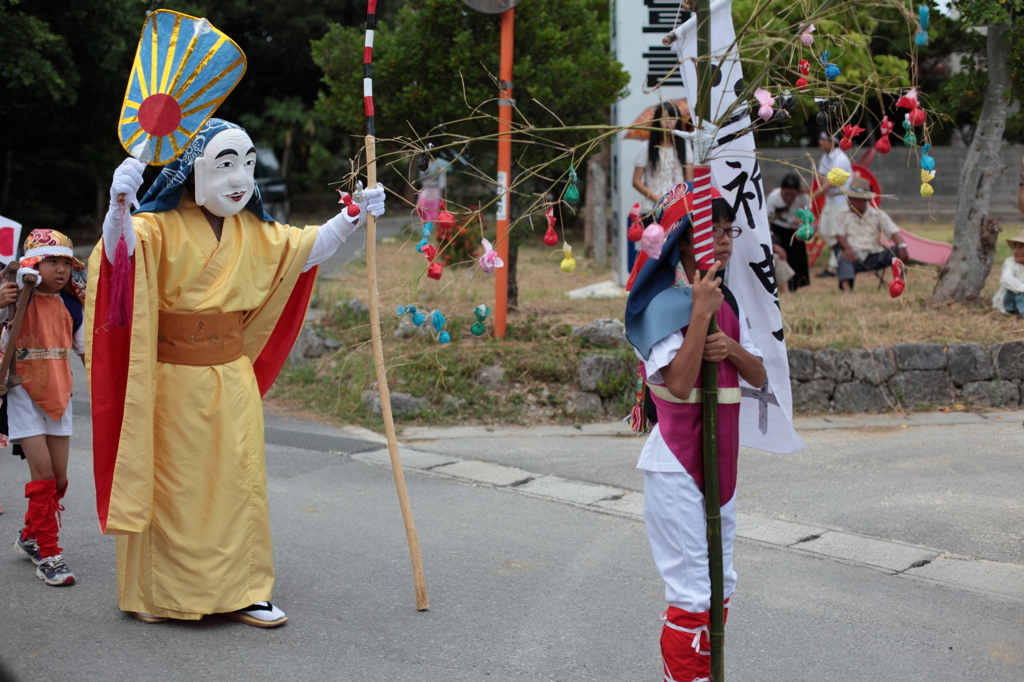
(193, 128, 257, 217)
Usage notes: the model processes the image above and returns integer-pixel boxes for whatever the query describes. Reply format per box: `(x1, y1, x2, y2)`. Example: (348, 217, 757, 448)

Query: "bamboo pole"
(364, 137, 429, 611)
(695, 0, 726, 679)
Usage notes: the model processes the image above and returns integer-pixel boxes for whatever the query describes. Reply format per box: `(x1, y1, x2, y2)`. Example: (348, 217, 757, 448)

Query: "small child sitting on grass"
(3, 229, 86, 586)
(992, 229, 1024, 318)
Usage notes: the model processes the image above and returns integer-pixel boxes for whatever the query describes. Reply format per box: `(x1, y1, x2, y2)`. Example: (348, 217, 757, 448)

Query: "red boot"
(25, 478, 60, 559)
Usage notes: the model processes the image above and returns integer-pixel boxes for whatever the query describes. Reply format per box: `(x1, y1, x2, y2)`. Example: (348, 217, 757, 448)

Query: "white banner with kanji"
(670, 0, 805, 454)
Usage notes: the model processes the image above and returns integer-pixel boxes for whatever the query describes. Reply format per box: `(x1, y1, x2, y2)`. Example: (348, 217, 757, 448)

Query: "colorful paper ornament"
(416, 238, 429, 253)
(437, 201, 456, 232)
(920, 169, 935, 197)
(627, 202, 643, 241)
(819, 52, 840, 80)
(796, 77, 809, 90)
(439, 331, 451, 344)
(889, 260, 906, 298)
(422, 244, 437, 261)
(827, 167, 851, 187)
(427, 261, 443, 279)
(800, 23, 815, 46)
(916, 5, 929, 44)
(412, 311, 426, 326)
(641, 223, 666, 259)
(564, 166, 579, 203)
(795, 208, 816, 241)
(352, 180, 366, 204)
(908, 108, 927, 127)
(478, 238, 503, 273)
(336, 189, 361, 217)
(422, 222, 433, 238)
(470, 322, 486, 337)
(896, 88, 919, 110)
(396, 305, 408, 316)
(755, 88, 775, 122)
(560, 243, 576, 273)
(920, 143, 935, 172)
(799, 59, 810, 76)
(839, 124, 865, 152)
(903, 115, 917, 146)
(431, 310, 446, 332)
(875, 116, 894, 154)
(543, 225, 559, 246)
(474, 304, 490, 323)
(546, 206, 556, 228)
(778, 91, 796, 111)
(814, 98, 836, 126)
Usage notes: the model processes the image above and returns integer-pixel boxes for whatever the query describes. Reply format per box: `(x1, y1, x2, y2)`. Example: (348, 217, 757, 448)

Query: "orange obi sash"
(157, 311, 245, 366)
(16, 293, 74, 421)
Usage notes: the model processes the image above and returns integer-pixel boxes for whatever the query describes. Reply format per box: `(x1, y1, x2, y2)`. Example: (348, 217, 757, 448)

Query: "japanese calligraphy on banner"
(669, 0, 805, 454)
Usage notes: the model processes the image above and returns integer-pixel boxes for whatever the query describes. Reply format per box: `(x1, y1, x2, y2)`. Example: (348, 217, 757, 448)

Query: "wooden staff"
(362, 0, 428, 611)
(0, 262, 37, 396)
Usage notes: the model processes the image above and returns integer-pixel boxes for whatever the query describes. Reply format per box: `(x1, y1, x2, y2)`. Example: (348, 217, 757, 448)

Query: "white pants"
(643, 471, 737, 612)
(7, 385, 73, 440)
(819, 201, 846, 270)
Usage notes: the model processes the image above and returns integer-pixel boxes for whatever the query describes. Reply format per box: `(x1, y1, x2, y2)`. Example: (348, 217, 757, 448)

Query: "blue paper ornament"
(431, 310, 446, 332)
(918, 5, 929, 30)
(915, 30, 929, 46)
(825, 64, 841, 81)
(438, 331, 451, 344)
(396, 305, 407, 316)
(422, 222, 433, 238)
(921, 143, 935, 172)
(412, 312, 425, 326)
(416, 238, 428, 253)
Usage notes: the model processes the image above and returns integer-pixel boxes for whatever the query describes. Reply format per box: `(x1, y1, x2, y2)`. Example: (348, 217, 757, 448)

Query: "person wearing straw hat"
(992, 229, 1024, 316)
(833, 177, 908, 293)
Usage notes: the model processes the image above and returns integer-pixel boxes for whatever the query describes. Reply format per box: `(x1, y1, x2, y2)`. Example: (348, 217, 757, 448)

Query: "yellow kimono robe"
(85, 191, 318, 619)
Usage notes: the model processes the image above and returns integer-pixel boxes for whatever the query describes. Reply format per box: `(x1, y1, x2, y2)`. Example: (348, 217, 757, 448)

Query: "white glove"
(345, 183, 387, 228)
(673, 123, 719, 164)
(110, 157, 147, 210)
(16, 267, 40, 290)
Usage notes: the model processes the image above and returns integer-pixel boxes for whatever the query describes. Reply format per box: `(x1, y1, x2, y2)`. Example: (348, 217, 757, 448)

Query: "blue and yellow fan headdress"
(118, 10, 246, 166)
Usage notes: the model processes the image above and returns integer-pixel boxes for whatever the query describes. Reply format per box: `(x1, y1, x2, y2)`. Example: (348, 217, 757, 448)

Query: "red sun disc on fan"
(138, 93, 183, 137)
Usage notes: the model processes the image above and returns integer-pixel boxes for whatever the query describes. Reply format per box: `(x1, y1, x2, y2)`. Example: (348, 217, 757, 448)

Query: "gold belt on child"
(156, 311, 245, 366)
(647, 383, 742, 404)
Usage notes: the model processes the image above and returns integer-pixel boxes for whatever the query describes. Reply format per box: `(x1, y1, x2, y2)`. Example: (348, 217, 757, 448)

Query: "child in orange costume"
(4, 229, 86, 586)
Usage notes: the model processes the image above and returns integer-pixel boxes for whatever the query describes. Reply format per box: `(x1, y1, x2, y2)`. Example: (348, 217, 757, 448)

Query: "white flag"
(0, 215, 22, 266)
(670, 0, 805, 454)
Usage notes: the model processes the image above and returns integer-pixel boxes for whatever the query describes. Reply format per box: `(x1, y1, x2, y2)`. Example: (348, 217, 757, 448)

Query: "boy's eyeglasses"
(712, 226, 743, 238)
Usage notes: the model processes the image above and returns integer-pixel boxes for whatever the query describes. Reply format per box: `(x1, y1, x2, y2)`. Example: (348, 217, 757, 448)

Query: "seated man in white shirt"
(833, 177, 909, 293)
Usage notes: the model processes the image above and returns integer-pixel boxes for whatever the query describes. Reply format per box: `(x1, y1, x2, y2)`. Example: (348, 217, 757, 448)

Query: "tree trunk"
(587, 144, 610, 268)
(930, 20, 1012, 303)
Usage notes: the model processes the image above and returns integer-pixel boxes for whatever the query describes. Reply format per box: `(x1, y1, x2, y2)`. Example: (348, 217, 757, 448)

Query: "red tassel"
(108, 235, 133, 329)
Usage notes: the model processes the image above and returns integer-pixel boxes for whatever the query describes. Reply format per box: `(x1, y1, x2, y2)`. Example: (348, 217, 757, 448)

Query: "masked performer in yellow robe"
(86, 119, 385, 626)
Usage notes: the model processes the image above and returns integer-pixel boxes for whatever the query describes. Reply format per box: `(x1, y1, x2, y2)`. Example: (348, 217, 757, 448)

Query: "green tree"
(312, 0, 629, 306)
(930, 0, 1020, 303)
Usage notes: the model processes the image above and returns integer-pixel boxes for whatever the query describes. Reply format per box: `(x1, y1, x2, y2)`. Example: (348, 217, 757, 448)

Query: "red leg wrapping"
(26, 478, 60, 558)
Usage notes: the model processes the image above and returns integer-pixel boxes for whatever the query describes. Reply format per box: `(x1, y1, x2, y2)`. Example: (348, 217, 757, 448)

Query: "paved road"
(1, 360, 1022, 680)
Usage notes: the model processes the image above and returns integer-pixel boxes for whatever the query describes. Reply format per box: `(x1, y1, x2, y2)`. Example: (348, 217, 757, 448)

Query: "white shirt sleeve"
(634, 145, 650, 168)
(878, 209, 901, 242)
(635, 330, 683, 385)
(303, 214, 359, 273)
(73, 322, 85, 356)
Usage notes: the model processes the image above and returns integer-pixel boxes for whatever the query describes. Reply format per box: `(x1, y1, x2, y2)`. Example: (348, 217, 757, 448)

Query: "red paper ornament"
(627, 223, 643, 242)
(889, 278, 905, 298)
(422, 244, 437, 261)
(796, 77, 808, 89)
(543, 226, 559, 246)
(427, 262, 443, 280)
(875, 136, 891, 154)
(907, 108, 927, 127)
(799, 59, 810, 75)
(839, 138, 852, 151)
(437, 201, 456, 232)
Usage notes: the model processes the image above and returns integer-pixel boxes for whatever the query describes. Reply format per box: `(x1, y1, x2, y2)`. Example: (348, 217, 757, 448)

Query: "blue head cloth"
(624, 213, 695, 362)
(135, 118, 275, 221)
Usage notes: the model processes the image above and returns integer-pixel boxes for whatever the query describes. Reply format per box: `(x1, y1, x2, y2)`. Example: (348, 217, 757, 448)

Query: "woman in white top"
(632, 101, 694, 218)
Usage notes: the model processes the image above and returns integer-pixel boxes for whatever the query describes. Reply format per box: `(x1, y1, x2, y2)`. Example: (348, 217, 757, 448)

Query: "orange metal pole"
(493, 8, 514, 339)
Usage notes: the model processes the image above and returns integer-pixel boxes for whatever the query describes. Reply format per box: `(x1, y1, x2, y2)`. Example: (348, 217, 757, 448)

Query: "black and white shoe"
(14, 531, 41, 565)
(36, 555, 75, 586)
(225, 601, 287, 628)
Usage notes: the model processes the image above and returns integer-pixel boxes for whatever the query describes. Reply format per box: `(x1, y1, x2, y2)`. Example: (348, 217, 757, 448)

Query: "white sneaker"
(225, 601, 288, 628)
(36, 554, 75, 586)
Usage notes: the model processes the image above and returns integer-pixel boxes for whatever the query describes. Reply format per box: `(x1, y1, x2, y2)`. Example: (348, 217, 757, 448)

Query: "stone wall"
(757, 145, 1024, 223)
(788, 341, 1024, 412)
